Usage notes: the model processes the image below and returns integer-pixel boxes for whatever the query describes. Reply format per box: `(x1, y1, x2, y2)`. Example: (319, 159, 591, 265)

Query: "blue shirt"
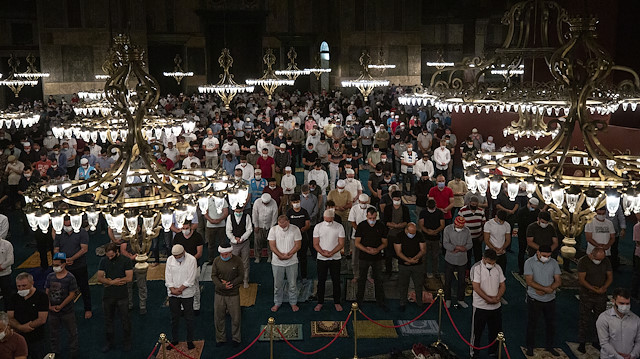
(53, 229, 90, 270)
(524, 255, 561, 302)
(249, 178, 267, 204)
(222, 157, 239, 176)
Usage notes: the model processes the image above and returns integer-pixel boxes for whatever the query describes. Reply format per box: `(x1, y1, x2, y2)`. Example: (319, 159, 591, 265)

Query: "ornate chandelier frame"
(275, 47, 310, 80)
(341, 50, 390, 97)
(198, 48, 255, 110)
(15, 53, 50, 82)
(305, 52, 332, 81)
(0, 55, 38, 97)
(246, 48, 294, 100)
(163, 54, 194, 85)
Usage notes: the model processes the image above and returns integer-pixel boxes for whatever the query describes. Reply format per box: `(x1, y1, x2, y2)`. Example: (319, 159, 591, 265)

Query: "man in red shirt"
(157, 152, 174, 170)
(34, 153, 52, 177)
(263, 178, 284, 209)
(428, 174, 455, 225)
(256, 148, 275, 179)
(0, 312, 28, 359)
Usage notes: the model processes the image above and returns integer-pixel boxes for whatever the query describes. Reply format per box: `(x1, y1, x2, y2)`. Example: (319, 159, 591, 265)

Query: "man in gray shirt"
(443, 216, 473, 308)
(524, 245, 562, 356)
(596, 287, 640, 359)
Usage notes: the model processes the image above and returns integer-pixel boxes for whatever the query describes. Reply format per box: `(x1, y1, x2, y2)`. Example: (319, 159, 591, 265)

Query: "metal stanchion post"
(159, 333, 168, 359)
(268, 317, 275, 359)
(431, 289, 449, 349)
(497, 332, 505, 359)
(352, 302, 359, 359)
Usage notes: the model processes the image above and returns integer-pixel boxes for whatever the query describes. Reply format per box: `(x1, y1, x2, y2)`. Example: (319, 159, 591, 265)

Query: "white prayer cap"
(171, 244, 185, 256)
(345, 169, 355, 175)
(285, 166, 292, 172)
(359, 194, 370, 203)
(336, 179, 346, 188)
(529, 197, 540, 206)
(218, 246, 233, 254)
(323, 209, 335, 218)
(261, 193, 272, 203)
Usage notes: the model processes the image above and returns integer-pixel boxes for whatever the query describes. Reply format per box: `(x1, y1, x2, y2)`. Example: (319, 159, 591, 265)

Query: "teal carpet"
(3, 168, 637, 358)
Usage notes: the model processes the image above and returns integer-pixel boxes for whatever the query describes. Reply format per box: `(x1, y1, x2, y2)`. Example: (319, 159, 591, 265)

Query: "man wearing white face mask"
(8, 273, 48, 359)
(585, 208, 616, 257)
(252, 193, 279, 263)
(596, 287, 640, 359)
(577, 247, 612, 353)
(348, 194, 375, 281)
(226, 206, 253, 288)
(394, 223, 426, 311)
(173, 221, 204, 314)
(524, 245, 562, 356)
(45, 252, 79, 358)
(0, 311, 28, 358)
(443, 216, 473, 308)
(344, 169, 362, 200)
(526, 211, 558, 258)
(164, 244, 198, 351)
(268, 216, 302, 312)
(328, 180, 353, 255)
(470, 249, 506, 358)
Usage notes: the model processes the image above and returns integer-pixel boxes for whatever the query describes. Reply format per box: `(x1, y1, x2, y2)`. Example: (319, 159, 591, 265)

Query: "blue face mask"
(437, 182, 445, 189)
(176, 256, 185, 263)
(367, 219, 376, 225)
(407, 233, 416, 239)
(221, 255, 231, 262)
(529, 206, 535, 211)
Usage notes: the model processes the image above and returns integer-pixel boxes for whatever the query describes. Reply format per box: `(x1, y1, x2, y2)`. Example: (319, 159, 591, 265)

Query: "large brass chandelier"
(422, 0, 640, 259)
(0, 54, 38, 97)
(163, 54, 194, 85)
(305, 52, 332, 81)
(246, 48, 294, 100)
(275, 47, 310, 80)
(198, 48, 254, 110)
(341, 50, 390, 97)
(25, 35, 248, 269)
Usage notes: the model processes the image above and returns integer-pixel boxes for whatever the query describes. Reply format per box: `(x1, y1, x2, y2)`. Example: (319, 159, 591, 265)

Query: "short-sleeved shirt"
(303, 150, 319, 170)
(484, 219, 511, 253)
(313, 221, 345, 261)
(173, 232, 205, 258)
(394, 231, 426, 266)
(526, 222, 557, 252)
(8, 290, 48, 342)
(267, 225, 302, 267)
(355, 221, 389, 261)
(0, 333, 28, 359)
(98, 254, 133, 299)
(45, 272, 78, 314)
(53, 229, 90, 269)
(458, 206, 486, 239)
(470, 260, 506, 310)
(585, 218, 616, 255)
(429, 187, 454, 219)
(206, 198, 228, 228)
(419, 209, 444, 241)
(286, 208, 310, 233)
(524, 255, 561, 302)
(577, 256, 612, 297)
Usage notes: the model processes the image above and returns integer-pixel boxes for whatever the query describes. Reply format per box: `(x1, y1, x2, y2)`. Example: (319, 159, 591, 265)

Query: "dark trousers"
(496, 254, 507, 275)
(103, 296, 131, 346)
(518, 235, 529, 274)
(526, 296, 556, 349)
(357, 259, 385, 304)
(471, 306, 502, 357)
(0, 274, 14, 310)
(297, 232, 310, 279)
(632, 256, 640, 298)
(398, 264, 425, 305)
(435, 168, 448, 181)
(611, 235, 621, 270)
(471, 237, 484, 264)
(27, 337, 46, 359)
(169, 296, 195, 342)
(36, 231, 54, 269)
(444, 261, 466, 301)
(403, 171, 415, 195)
(292, 144, 303, 166)
(68, 265, 91, 311)
(578, 293, 607, 343)
(317, 259, 341, 304)
(384, 236, 397, 273)
(49, 311, 78, 358)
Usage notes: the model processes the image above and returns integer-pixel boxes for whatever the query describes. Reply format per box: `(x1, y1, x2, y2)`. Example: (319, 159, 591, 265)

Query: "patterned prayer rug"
(311, 321, 349, 338)
(560, 270, 580, 290)
(423, 276, 445, 293)
(17, 251, 51, 269)
(566, 342, 600, 359)
(155, 340, 205, 359)
(511, 272, 528, 289)
(199, 265, 212, 282)
(281, 279, 317, 303)
(258, 324, 304, 341)
(521, 346, 570, 359)
(239, 283, 258, 307)
(574, 294, 614, 310)
(396, 320, 440, 336)
(354, 320, 398, 338)
(346, 280, 376, 301)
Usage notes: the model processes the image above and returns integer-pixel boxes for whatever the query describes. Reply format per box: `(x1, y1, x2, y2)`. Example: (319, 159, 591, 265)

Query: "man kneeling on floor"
(211, 243, 244, 347)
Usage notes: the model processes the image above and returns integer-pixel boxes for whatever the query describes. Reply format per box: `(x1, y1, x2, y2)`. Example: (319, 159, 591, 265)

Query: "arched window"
(320, 41, 330, 61)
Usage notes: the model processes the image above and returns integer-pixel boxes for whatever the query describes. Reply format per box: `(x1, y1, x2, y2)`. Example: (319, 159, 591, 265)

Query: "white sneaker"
(501, 298, 508, 305)
(445, 300, 451, 308)
(243, 281, 249, 289)
(457, 300, 469, 309)
(427, 273, 434, 279)
(254, 257, 260, 263)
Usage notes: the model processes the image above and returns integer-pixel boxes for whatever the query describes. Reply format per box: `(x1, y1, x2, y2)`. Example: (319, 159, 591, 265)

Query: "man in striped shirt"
(458, 196, 486, 265)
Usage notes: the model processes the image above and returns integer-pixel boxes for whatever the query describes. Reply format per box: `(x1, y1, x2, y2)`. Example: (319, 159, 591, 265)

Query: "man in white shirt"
(0, 214, 8, 241)
(164, 244, 198, 350)
(308, 162, 329, 195)
(481, 136, 496, 153)
(596, 287, 640, 359)
(401, 144, 418, 196)
(268, 215, 302, 313)
(202, 129, 220, 169)
(585, 207, 616, 256)
(221, 137, 240, 157)
(236, 157, 255, 181)
(348, 194, 375, 282)
(433, 139, 451, 180)
(470, 249, 506, 358)
(0, 236, 14, 306)
(252, 194, 279, 264)
(164, 142, 180, 164)
(281, 166, 297, 207)
(226, 206, 253, 288)
(344, 169, 362, 201)
(181, 149, 201, 169)
(313, 209, 345, 312)
(204, 197, 229, 265)
(483, 210, 511, 275)
(414, 152, 434, 181)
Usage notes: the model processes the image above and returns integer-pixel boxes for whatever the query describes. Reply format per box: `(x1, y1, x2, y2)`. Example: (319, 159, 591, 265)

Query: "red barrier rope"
(358, 299, 436, 328)
(504, 343, 512, 359)
(275, 311, 353, 355)
(226, 326, 268, 359)
(147, 343, 158, 359)
(443, 300, 497, 350)
(167, 342, 196, 359)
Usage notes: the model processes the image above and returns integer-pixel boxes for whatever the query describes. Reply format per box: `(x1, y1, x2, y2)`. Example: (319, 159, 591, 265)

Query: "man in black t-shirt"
(354, 208, 389, 310)
(419, 199, 445, 278)
(97, 243, 133, 352)
(394, 223, 426, 310)
(286, 194, 312, 279)
(526, 211, 558, 257)
(302, 143, 319, 182)
(8, 272, 49, 359)
(173, 220, 205, 314)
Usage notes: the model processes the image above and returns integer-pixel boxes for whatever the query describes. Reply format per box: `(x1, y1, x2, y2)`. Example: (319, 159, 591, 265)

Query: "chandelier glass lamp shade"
(425, 49, 455, 69)
(163, 54, 194, 85)
(0, 110, 41, 129)
(455, 3, 640, 260)
(198, 48, 254, 110)
(15, 53, 50, 83)
(245, 48, 294, 100)
(367, 48, 396, 74)
(24, 35, 248, 270)
(305, 52, 331, 81)
(95, 74, 110, 80)
(0, 54, 38, 97)
(341, 50, 390, 97)
(275, 47, 310, 80)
